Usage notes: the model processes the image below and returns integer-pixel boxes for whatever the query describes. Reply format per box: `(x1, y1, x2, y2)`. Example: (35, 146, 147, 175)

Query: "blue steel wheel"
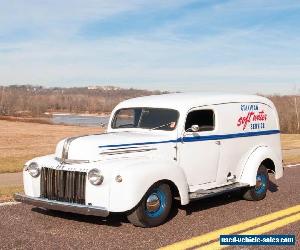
(127, 183, 172, 227)
(255, 173, 267, 195)
(243, 165, 269, 201)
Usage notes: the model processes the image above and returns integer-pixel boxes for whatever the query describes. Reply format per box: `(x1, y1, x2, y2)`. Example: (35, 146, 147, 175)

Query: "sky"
(0, 0, 300, 94)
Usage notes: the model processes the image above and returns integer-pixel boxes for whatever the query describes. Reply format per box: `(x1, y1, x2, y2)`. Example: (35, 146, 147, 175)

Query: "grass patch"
(0, 120, 102, 173)
(281, 134, 300, 164)
(0, 185, 23, 203)
(281, 134, 300, 150)
(0, 156, 33, 174)
(282, 150, 300, 165)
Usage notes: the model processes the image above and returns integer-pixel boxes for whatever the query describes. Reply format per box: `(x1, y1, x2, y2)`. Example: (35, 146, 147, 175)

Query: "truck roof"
(115, 92, 274, 112)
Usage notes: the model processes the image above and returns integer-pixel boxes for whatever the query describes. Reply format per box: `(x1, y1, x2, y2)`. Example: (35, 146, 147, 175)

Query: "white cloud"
(0, 0, 300, 95)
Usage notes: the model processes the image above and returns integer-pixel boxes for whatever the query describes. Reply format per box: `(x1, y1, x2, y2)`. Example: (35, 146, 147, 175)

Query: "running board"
(189, 183, 249, 200)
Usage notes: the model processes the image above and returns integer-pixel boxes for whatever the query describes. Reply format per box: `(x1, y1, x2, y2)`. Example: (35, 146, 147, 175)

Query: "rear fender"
(239, 146, 283, 186)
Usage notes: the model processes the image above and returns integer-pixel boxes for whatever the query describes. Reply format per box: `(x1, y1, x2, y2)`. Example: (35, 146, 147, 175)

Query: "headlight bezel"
(88, 168, 104, 185)
(26, 162, 41, 178)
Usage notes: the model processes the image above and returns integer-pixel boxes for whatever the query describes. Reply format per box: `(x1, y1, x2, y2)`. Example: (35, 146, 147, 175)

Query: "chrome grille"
(40, 168, 86, 205)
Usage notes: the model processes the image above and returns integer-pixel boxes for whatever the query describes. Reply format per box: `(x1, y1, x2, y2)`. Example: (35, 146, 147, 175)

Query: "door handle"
(215, 140, 221, 145)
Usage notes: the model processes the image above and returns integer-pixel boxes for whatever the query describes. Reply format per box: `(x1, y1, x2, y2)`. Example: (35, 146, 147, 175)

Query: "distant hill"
(0, 85, 168, 117)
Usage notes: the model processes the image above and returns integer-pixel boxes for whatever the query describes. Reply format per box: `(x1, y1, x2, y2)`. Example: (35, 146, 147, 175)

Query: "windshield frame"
(111, 107, 180, 131)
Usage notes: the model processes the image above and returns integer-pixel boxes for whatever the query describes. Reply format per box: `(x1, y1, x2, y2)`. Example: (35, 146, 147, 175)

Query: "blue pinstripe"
(98, 129, 280, 148)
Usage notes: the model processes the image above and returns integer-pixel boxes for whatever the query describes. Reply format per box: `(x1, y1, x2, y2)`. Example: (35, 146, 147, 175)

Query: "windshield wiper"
(150, 122, 172, 130)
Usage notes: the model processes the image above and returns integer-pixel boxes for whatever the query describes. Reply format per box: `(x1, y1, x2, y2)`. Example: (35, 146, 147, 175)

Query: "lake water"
(52, 114, 110, 127)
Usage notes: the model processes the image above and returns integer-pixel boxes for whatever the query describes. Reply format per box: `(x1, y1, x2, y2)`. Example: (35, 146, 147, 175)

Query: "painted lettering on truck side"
(237, 105, 267, 130)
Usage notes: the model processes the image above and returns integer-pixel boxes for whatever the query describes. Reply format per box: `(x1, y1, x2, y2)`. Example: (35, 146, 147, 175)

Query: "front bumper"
(14, 193, 109, 217)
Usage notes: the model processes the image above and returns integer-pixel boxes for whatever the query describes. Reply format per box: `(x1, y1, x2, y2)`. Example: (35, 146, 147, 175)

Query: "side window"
(185, 109, 215, 131)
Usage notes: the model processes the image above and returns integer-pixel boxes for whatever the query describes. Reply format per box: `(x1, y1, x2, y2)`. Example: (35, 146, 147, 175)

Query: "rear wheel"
(127, 183, 172, 227)
(243, 165, 269, 201)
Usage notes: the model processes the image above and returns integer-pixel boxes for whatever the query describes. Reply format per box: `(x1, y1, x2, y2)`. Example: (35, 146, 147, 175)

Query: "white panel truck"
(15, 93, 283, 227)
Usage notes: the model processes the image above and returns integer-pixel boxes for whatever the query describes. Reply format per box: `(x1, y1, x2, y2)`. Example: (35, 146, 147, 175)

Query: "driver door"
(179, 108, 220, 187)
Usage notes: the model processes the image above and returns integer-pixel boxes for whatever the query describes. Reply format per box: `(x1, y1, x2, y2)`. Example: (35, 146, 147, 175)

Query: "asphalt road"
(0, 167, 299, 250)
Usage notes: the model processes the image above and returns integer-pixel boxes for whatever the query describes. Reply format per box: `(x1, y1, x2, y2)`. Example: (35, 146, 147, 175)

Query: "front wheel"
(127, 183, 172, 227)
(243, 165, 269, 201)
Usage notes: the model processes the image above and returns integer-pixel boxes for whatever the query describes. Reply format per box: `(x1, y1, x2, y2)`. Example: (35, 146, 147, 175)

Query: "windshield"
(112, 108, 179, 131)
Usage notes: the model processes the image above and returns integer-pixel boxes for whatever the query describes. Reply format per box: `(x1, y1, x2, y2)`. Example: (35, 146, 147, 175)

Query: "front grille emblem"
(61, 137, 78, 164)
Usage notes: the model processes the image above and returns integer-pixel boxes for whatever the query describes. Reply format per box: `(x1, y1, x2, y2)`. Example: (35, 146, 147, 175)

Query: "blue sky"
(1, 0, 300, 94)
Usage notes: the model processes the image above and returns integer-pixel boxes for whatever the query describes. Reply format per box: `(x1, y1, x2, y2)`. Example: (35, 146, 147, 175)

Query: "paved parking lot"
(0, 167, 299, 250)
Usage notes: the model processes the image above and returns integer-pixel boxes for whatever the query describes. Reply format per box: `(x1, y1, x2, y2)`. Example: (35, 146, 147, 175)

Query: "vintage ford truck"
(15, 93, 283, 227)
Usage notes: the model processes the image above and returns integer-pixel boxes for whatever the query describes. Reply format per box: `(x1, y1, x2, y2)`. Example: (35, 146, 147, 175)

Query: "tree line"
(268, 95, 300, 134)
(0, 85, 166, 116)
(0, 85, 299, 133)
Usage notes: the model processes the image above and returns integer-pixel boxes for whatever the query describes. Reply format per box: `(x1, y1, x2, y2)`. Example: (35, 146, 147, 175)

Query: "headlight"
(88, 169, 104, 185)
(26, 162, 40, 178)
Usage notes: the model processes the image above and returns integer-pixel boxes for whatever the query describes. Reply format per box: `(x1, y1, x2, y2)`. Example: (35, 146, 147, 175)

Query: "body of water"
(52, 114, 110, 127)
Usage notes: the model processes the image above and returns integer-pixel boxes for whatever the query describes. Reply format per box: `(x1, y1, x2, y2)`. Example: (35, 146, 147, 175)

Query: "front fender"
(108, 160, 189, 212)
(239, 146, 283, 186)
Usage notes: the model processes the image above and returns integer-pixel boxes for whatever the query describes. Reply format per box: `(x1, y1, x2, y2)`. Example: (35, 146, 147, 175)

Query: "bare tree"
(295, 96, 300, 133)
(1, 85, 299, 134)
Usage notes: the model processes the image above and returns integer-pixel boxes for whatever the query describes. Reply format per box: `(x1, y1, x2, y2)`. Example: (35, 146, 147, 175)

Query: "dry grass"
(281, 134, 300, 164)
(282, 153, 300, 165)
(281, 134, 300, 150)
(0, 120, 102, 173)
(0, 185, 23, 202)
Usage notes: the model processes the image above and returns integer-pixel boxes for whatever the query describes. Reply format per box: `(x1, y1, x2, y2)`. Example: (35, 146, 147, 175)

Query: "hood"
(55, 132, 177, 163)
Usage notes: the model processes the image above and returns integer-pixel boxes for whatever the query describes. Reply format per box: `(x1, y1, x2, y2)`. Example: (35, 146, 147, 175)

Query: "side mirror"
(182, 124, 200, 142)
(185, 124, 200, 133)
(190, 124, 200, 132)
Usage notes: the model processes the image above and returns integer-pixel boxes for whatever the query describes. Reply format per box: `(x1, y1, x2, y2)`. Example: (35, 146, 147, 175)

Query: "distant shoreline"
(50, 112, 110, 117)
(0, 113, 110, 126)
(0, 115, 54, 125)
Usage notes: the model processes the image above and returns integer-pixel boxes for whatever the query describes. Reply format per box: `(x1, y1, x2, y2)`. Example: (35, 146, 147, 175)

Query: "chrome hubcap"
(146, 194, 161, 212)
